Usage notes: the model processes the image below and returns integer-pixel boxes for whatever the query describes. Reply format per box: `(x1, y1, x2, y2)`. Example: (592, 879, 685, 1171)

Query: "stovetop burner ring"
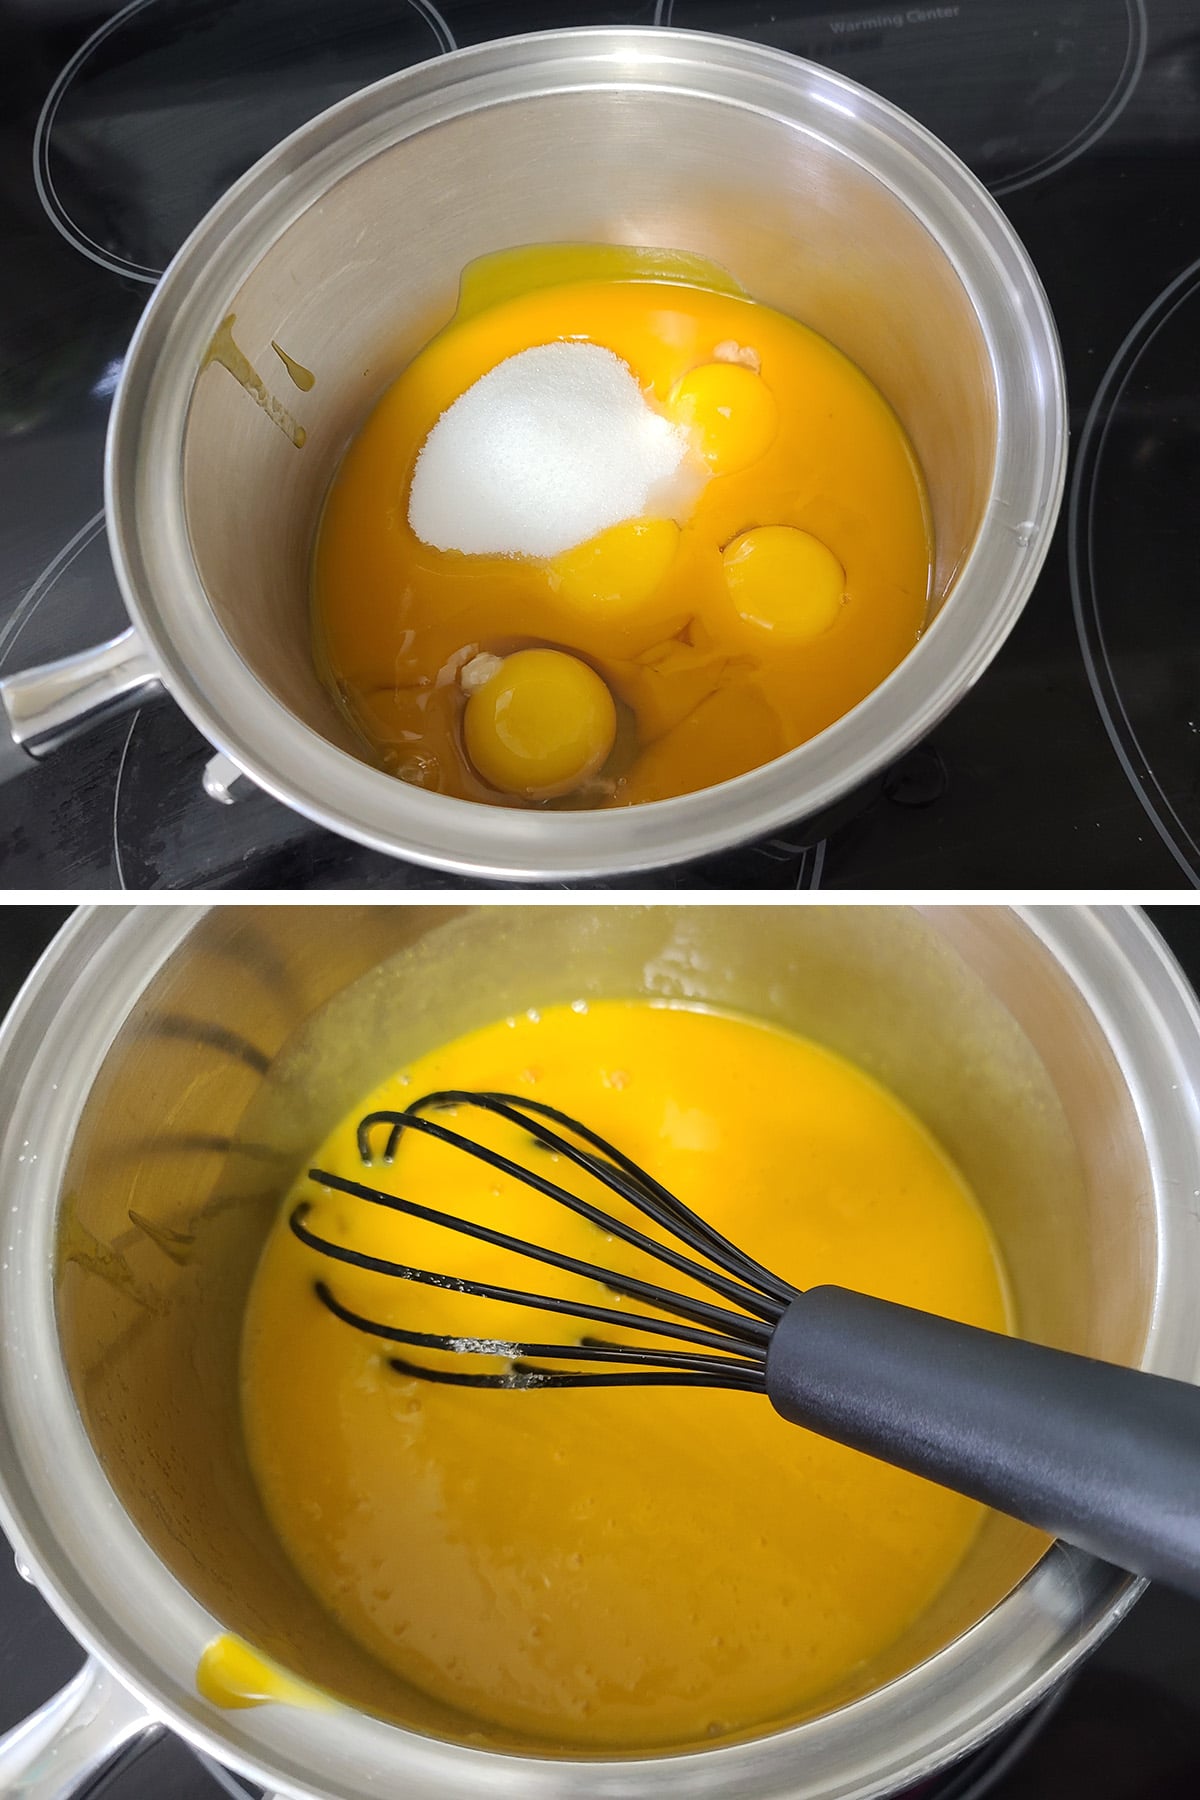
(0, 511, 108, 674)
(32, 0, 457, 285)
(654, 0, 1148, 199)
(988, 0, 1146, 197)
(34, 0, 169, 284)
(1069, 251, 1200, 890)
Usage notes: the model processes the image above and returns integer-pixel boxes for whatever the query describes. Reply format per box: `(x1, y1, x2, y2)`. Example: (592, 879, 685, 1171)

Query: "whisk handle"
(767, 1287, 1200, 1599)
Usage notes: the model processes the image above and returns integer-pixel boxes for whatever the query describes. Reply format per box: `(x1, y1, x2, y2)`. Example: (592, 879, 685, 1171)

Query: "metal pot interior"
(53, 905, 1153, 1754)
(181, 72, 996, 764)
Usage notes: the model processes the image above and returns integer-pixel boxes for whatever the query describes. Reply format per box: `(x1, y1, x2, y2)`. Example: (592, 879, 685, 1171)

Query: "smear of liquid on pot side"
(197, 1634, 326, 1711)
(312, 246, 932, 807)
(240, 1001, 1007, 1751)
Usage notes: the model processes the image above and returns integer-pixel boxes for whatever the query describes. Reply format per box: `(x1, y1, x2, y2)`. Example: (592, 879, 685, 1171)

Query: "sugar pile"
(407, 342, 689, 559)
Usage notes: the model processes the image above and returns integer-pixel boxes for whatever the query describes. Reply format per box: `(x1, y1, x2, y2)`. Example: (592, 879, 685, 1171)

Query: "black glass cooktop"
(2, 0, 1200, 890)
(3, 904, 1200, 1796)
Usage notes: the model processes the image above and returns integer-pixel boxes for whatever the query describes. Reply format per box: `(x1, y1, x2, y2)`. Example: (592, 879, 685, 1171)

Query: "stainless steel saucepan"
(1, 904, 1198, 1797)
(0, 29, 1065, 879)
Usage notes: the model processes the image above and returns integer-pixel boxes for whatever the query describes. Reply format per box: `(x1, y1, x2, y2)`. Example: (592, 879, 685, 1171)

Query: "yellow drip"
(197, 1634, 326, 1711)
(271, 341, 316, 391)
(202, 315, 307, 448)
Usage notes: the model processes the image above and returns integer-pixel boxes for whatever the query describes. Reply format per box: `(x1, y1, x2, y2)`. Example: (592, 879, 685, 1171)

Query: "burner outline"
(111, 706, 143, 889)
(797, 838, 825, 888)
(748, 832, 827, 888)
(0, 509, 108, 670)
(1069, 253, 1200, 889)
(2, 509, 125, 879)
(654, 0, 1147, 197)
(33, 0, 456, 285)
(991, 0, 1146, 196)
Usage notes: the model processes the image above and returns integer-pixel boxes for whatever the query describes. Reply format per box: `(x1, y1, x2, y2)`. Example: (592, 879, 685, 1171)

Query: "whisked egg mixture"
(312, 247, 932, 807)
(241, 1001, 1008, 1751)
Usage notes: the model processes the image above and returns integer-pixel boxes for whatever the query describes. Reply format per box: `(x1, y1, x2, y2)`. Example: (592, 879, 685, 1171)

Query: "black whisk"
(293, 1089, 1200, 1602)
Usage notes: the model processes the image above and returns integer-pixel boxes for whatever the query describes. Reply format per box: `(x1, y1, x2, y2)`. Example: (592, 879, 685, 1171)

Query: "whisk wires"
(294, 1089, 799, 1392)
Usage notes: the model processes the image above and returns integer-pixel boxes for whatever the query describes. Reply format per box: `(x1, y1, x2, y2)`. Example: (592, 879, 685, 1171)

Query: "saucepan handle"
(0, 629, 163, 774)
(0, 1656, 160, 1797)
(0, 630, 262, 809)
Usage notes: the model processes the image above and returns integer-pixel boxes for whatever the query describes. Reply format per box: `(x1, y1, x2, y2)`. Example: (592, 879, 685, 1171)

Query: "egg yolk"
(723, 526, 846, 642)
(550, 517, 681, 617)
(668, 360, 778, 474)
(464, 648, 617, 798)
(313, 245, 933, 807)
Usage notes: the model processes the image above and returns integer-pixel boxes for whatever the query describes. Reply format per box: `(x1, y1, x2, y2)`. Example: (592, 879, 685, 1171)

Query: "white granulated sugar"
(407, 341, 688, 559)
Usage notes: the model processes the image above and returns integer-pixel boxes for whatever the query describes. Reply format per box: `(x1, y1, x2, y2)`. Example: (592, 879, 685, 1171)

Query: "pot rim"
(105, 27, 1067, 880)
(1, 905, 1197, 1800)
